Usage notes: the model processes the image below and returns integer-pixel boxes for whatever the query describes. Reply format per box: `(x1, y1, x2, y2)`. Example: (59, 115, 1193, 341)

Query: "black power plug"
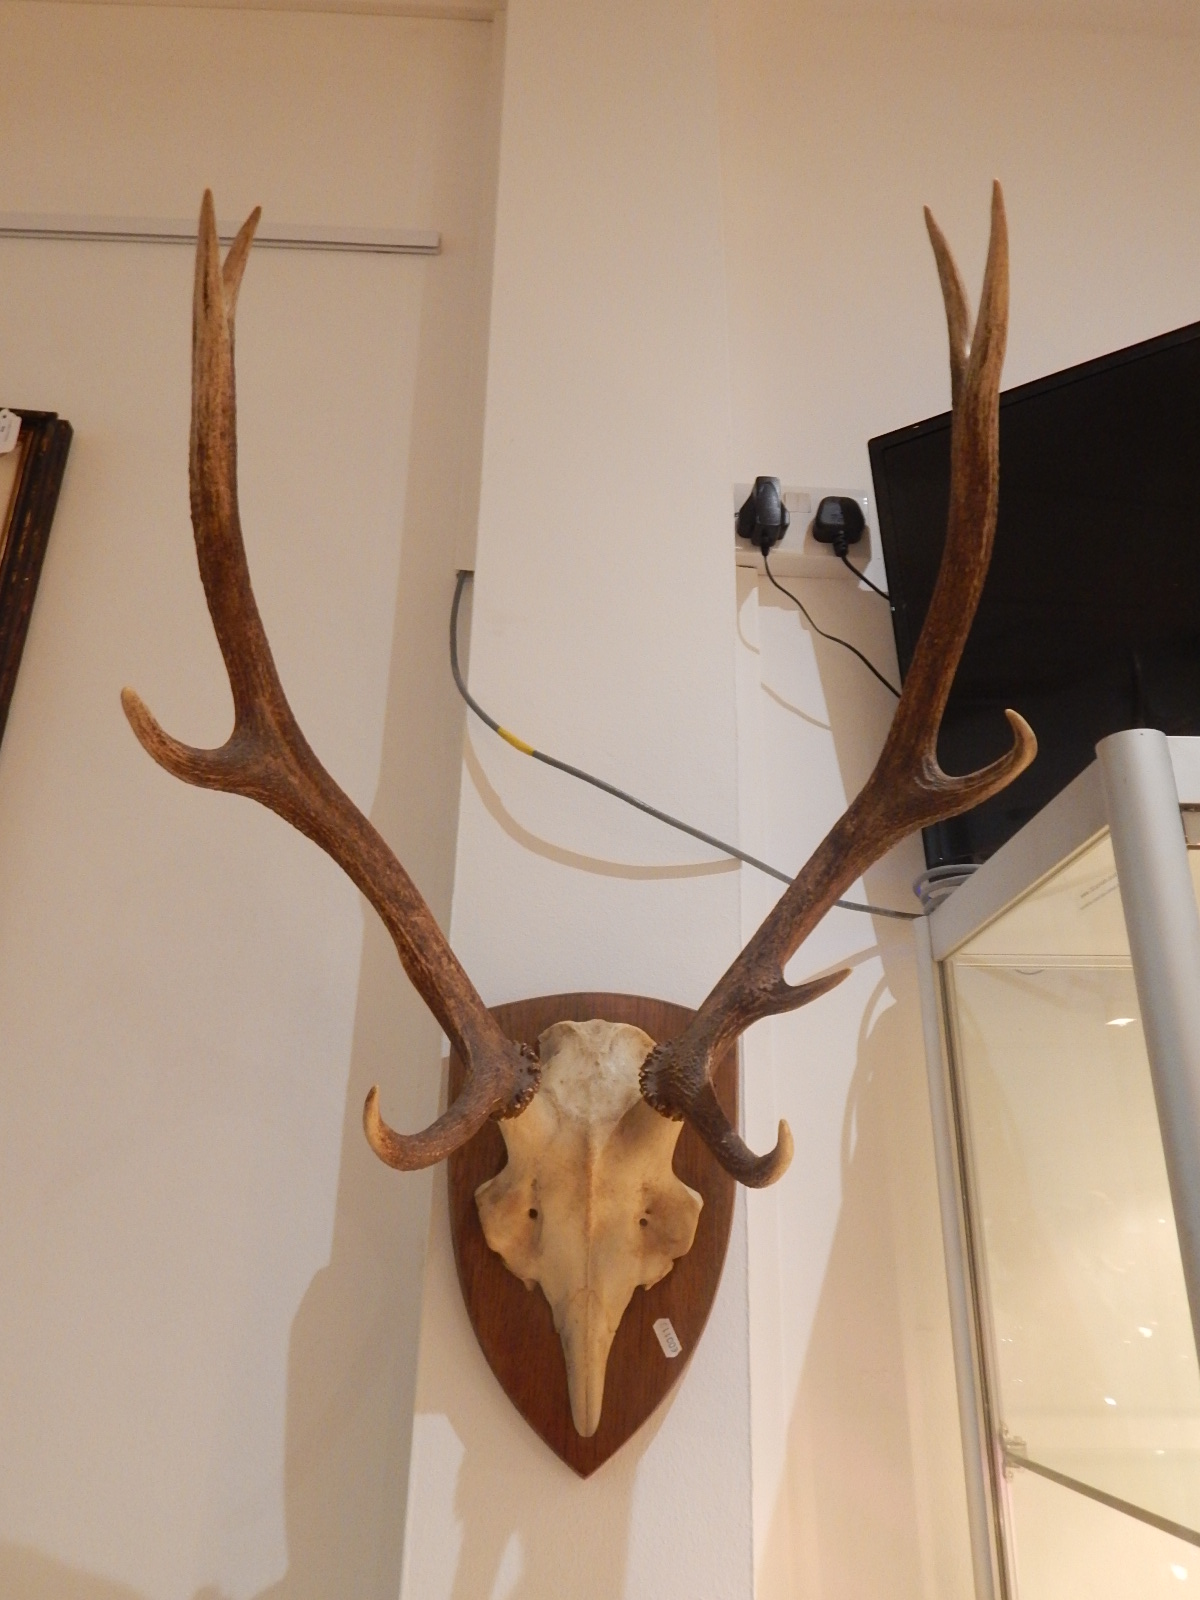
(736, 477, 790, 553)
(813, 495, 865, 558)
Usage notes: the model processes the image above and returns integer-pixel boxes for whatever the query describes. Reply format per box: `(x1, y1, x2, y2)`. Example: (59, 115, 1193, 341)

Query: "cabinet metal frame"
(916, 730, 1200, 1598)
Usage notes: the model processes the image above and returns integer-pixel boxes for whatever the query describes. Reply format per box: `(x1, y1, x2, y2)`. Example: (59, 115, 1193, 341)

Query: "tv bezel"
(869, 315, 1200, 867)
(870, 314, 1200, 682)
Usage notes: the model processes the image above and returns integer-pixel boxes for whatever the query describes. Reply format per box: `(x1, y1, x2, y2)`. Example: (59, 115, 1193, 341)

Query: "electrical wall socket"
(733, 484, 877, 579)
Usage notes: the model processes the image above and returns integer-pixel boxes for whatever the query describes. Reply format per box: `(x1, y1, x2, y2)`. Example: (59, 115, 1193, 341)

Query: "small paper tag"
(0, 410, 20, 455)
(653, 1317, 682, 1359)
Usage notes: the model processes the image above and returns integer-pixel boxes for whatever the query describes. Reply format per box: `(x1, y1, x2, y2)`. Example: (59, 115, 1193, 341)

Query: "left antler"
(640, 183, 1035, 1185)
(122, 193, 540, 1169)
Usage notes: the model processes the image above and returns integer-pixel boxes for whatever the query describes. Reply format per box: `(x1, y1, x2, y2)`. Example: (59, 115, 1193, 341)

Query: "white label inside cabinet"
(0, 410, 20, 455)
(653, 1317, 682, 1358)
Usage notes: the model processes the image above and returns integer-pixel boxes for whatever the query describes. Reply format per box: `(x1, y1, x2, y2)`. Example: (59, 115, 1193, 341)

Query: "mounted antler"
(640, 181, 1035, 1184)
(126, 183, 1034, 1449)
(127, 184, 1031, 1196)
(122, 192, 539, 1168)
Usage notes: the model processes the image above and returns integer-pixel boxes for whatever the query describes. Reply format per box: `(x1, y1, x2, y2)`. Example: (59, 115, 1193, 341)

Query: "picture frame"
(0, 409, 72, 750)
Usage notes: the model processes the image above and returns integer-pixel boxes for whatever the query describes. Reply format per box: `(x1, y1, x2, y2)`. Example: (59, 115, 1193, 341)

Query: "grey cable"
(450, 570, 917, 921)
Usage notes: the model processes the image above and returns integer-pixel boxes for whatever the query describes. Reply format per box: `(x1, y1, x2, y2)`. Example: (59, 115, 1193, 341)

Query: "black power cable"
(449, 570, 916, 921)
(761, 547, 901, 698)
(839, 551, 891, 602)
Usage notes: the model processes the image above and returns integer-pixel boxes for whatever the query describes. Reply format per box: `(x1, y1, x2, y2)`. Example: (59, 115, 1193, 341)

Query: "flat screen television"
(870, 319, 1200, 869)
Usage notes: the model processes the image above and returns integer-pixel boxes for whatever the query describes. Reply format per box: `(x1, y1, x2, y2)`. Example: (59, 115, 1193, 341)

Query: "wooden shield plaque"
(448, 992, 737, 1477)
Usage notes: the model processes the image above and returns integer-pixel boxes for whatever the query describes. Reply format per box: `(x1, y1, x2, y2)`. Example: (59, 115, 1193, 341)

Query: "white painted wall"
(5, 3, 1200, 1599)
(400, 3, 756, 1598)
(717, 3, 1200, 1597)
(399, 1, 1200, 1594)
(0, 6, 500, 1598)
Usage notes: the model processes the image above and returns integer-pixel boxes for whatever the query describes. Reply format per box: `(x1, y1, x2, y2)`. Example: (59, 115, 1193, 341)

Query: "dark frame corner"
(0, 409, 72, 750)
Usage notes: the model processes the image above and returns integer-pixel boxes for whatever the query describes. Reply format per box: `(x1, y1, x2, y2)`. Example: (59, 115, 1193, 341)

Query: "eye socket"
(528, 1208, 539, 1220)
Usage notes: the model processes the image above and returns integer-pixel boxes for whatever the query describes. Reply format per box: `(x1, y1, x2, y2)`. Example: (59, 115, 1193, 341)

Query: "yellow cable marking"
(498, 726, 535, 756)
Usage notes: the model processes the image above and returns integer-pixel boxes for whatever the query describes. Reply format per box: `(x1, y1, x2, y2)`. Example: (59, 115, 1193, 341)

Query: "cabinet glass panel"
(945, 832, 1200, 1543)
(1008, 1469, 1198, 1599)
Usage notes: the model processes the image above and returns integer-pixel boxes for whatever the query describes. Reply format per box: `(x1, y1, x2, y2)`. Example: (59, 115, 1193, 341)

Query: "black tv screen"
(870, 319, 1200, 869)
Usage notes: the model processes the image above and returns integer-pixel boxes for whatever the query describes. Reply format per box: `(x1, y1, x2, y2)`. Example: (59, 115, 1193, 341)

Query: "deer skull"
(475, 1020, 702, 1436)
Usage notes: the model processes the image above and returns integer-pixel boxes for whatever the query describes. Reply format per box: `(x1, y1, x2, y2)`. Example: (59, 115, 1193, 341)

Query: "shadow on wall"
(0, 507, 438, 1600)
(756, 985, 938, 1598)
(0, 1547, 275, 1600)
(244, 554, 468, 1600)
(0, 1546, 154, 1600)
(8, 255, 476, 1600)
(752, 576, 973, 1598)
(441, 1371, 647, 1600)
(246, 135, 494, 1600)
(438, 575, 957, 1596)
(2, 547, 954, 1600)
(220, 19, 512, 1594)
(402, 1169, 657, 1600)
(0, 517, 448, 1600)
(464, 735, 742, 883)
(9, 92, 500, 1600)
(0, 1547, 244, 1600)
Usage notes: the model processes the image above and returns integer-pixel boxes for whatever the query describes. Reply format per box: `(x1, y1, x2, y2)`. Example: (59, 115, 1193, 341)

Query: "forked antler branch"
(122, 193, 539, 1168)
(640, 182, 1035, 1185)
(129, 185, 1033, 1196)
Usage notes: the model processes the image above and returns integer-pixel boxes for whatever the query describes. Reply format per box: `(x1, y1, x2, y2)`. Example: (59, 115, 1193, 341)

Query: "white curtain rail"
(0, 214, 440, 255)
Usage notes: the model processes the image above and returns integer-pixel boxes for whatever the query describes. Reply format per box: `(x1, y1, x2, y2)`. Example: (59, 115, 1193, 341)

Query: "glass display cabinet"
(917, 730, 1200, 1600)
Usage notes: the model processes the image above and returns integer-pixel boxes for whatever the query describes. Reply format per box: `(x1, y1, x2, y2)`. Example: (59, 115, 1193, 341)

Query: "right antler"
(640, 183, 1036, 1185)
(122, 193, 539, 1168)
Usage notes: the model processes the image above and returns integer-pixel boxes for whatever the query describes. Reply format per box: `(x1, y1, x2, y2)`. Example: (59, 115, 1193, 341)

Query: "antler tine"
(923, 206, 970, 410)
(888, 181, 1034, 802)
(364, 1057, 534, 1170)
(123, 192, 540, 1172)
(642, 184, 1035, 1186)
(643, 966, 851, 1189)
(191, 191, 273, 728)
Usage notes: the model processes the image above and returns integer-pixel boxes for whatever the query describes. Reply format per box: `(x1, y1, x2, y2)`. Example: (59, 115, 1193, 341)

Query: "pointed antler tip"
(775, 1118, 794, 1172)
(120, 685, 159, 747)
(736, 1120, 793, 1188)
(1004, 706, 1037, 765)
(121, 687, 229, 786)
(234, 206, 262, 249)
(363, 1085, 413, 1168)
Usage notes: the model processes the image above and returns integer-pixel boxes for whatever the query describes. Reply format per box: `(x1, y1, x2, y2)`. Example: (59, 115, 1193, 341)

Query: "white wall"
(6, 3, 1200, 1599)
(0, 7, 500, 1598)
(400, 4, 1200, 1597)
(399, 3, 757, 1598)
(716, 3, 1200, 1597)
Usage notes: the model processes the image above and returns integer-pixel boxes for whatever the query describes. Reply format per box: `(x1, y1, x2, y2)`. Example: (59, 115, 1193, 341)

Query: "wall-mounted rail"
(0, 214, 440, 256)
